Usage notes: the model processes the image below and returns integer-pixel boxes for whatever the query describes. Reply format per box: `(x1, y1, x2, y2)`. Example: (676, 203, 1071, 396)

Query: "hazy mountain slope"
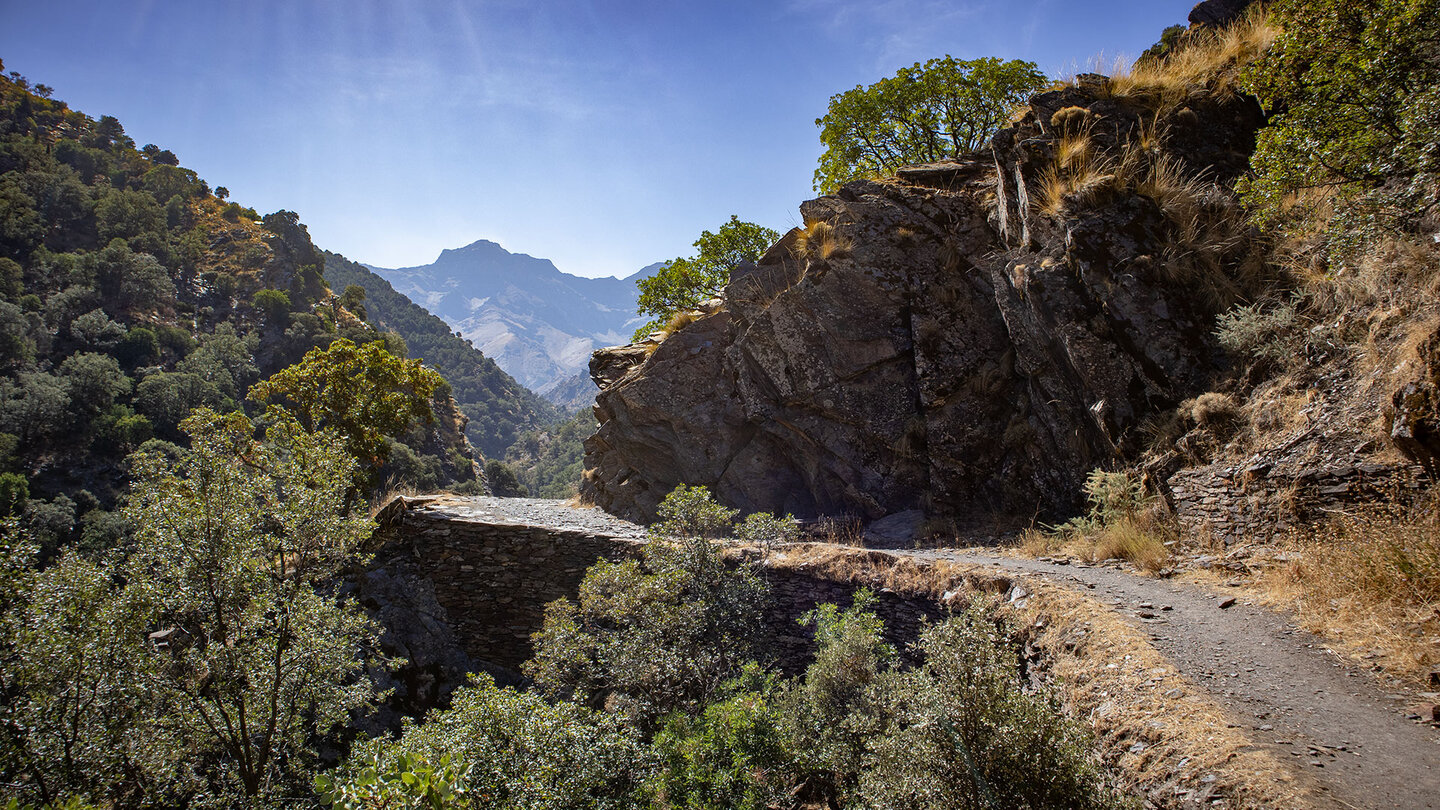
(371, 240, 660, 399)
(323, 252, 562, 457)
(0, 70, 481, 549)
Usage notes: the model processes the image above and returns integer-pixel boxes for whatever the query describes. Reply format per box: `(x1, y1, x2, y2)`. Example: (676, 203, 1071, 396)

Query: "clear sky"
(0, 0, 1199, 278)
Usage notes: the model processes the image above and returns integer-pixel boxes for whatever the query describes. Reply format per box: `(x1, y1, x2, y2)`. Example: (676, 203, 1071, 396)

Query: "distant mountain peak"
(371, 240, 660, 407)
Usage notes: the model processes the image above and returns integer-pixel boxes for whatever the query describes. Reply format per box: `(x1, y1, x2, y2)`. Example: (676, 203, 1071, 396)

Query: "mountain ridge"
(368, 239, 660, 406)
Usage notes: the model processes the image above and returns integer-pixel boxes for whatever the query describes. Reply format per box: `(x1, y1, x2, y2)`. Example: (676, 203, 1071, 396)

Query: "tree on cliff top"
(634, 216, 778, 340)
(814, 56, 1047, 194)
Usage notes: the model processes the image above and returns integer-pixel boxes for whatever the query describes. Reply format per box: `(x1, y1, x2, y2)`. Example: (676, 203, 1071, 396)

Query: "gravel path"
(419, 497, 1440, 808)
(897, 548, 1440, 810)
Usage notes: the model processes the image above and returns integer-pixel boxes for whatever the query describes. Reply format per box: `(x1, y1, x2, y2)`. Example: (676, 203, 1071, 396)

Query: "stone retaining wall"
(374, 509, 644, 671)
(377, 504, 956, 675)
(1167, 460, 1428, 544)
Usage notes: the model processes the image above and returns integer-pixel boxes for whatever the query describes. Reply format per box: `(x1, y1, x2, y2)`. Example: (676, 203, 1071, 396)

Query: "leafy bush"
(650, 676, 792, 810)
(483, 458, 528, 497)
(855, 606, 1120, 810)
(733, 511, 801, 550)
(653, 483, 739, 539)
(634, 217, 778, 340)
(526, 534, 769, 729)
(782, 590, 896, 803)
(325, 674, 650, 810)
(252, 287, 291, 322)
(1241, 0, 1440, 247)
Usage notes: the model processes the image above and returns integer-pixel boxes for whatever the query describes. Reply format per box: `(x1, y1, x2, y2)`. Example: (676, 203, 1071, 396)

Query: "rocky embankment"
(582, 74, 1263, 525)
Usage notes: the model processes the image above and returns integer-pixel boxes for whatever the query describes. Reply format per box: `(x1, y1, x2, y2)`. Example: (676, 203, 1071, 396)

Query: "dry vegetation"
(793, 219, 852, 263)
(1086, 9, 1279, 109)
(1248, 500, 1440, 685)
(1019, 511, 1175, 573)
(1017, 471, 1175, 572)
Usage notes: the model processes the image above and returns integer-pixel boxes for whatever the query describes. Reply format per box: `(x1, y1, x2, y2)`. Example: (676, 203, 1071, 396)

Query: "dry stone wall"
(373, 501, 645, 671)
(1167, 460, 1428, 544)
(373, 497, 957, 675)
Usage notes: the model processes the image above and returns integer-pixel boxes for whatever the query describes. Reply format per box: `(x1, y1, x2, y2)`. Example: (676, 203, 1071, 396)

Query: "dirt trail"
(895, 548, 1440, 809)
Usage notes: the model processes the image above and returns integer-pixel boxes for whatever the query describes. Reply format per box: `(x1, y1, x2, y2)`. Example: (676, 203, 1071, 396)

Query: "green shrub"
(653, 483, 739, 539)
(526, 535, 769, 729)
(483, 458, 527, 497)
(252, 287, 291, 322)
(1214, 299, 1302, 365)
(855, 606, 1122, 810)
(650, 678, 792, 810)
(782, 590, 896, 802)
(733, 511, 800, 550)
(0, 471, 26, 516)
(326, 674, 650, 810)
(1241, 0, 1440, 249)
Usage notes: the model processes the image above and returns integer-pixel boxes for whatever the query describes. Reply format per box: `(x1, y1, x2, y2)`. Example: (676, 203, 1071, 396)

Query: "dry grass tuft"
(656, 309, 701, 341)
(809, 515, 866, 547)
(1089, 513, 1174, 572)
(1023, 509, 1175, 573)
(1102, 9, 1279, 110)
(1254, 498, 1440, 684)
(794, 219, 852, 262)
(1037, 129, 1119, 218)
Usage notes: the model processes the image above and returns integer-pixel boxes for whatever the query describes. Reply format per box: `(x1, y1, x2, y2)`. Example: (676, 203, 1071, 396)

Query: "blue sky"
(1, 0, 1198, 278)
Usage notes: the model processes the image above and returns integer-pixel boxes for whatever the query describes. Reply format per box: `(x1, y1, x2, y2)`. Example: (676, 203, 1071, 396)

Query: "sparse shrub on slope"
(854, 605, 1121, 810)
(1241, 0, 1440, 247)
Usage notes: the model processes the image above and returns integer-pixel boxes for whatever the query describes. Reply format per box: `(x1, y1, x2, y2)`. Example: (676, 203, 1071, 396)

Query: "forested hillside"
(324, 252, 560, 457)
(0, 64, 479, 550)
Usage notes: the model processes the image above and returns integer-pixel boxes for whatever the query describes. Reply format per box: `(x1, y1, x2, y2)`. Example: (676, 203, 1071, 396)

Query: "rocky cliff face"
(582, 77, 1265, 527)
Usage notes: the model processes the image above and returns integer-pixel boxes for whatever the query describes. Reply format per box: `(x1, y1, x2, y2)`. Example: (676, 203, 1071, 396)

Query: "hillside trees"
(0, 410, 385, 805)
(0, 69, 489, 553)
(814, 56, 1047, 193)
(634, 216, 779, 339)
(322, 252, 561, 458)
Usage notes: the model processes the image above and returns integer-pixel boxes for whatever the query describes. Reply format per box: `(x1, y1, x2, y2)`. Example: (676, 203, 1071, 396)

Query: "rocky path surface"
(897, 548, 1440, 810)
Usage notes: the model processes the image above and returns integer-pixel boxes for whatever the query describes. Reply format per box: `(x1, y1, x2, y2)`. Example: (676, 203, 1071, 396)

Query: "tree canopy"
(1240, 0, 1440, 238)
(248, 337, 443, 469)
(814, 56, 1048, 193)
(634, 216, 778, 340)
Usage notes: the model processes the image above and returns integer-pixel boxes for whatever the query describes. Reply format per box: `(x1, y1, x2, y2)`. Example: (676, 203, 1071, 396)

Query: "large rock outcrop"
(584, 78, 1264, 527)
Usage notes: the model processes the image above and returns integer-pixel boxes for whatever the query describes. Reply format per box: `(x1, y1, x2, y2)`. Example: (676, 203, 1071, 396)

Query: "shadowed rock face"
(583, 82, 1265, 526)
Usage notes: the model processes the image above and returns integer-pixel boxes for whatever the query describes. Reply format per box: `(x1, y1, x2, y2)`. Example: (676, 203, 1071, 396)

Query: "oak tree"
(814, 56, 1047, 193)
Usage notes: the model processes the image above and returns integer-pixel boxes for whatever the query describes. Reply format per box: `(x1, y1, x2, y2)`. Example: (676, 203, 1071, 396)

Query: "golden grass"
(1018, 509, 1175, 573)
(655, 309, 701, 341)
(1034, 118, 1262, 308)
(1251, 500, 1440, 684)
(1103, 9, 1279, 109)
(1090, 515, 1173, 572)
(1037, 140, 1118, 219)
(794, 219, 852, 262)
(810, 515, 866, 547)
